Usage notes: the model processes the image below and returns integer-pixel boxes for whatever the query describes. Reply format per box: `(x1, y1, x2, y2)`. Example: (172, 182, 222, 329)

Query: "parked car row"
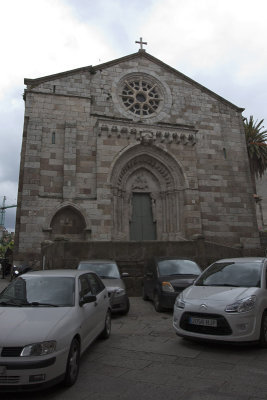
(0, 256, 267, 393)
(0, 258, 131, 391)
(142, 256, 267, 348)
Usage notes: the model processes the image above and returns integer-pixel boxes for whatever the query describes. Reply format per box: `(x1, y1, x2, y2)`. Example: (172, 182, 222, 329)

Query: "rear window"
(78, 262, 120, 279)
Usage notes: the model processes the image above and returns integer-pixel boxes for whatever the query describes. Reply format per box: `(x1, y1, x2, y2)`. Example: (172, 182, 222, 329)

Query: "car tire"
(153, 292, 163, 312)
(63, 338, 80, 387)
(99, 309, 111, 339)
(142, 286, 148, 301)
(259, 311, 267, 348)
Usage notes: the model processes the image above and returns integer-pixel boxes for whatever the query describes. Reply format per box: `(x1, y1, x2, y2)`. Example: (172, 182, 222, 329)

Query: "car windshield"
(157, 259, 201, 276)
(0, 276, 75, 307)
(195, 261, 262, 287)
(78, 262, 120, 279)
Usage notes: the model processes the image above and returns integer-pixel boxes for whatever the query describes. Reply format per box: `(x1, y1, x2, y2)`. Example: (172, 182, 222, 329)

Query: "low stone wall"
(259, 232, 267, 254)
(40, 238, 259, 296)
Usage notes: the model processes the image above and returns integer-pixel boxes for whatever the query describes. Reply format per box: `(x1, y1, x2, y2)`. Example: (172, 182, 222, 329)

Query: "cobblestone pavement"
(1, 280, 267, 400)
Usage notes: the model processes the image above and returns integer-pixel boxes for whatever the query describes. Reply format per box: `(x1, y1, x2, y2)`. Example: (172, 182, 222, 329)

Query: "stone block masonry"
(14, 51, 261, 264)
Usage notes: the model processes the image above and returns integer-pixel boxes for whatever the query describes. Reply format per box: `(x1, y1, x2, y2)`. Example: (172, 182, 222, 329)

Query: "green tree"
(244, 116, 267, 183)
(0, 232, 14, 257)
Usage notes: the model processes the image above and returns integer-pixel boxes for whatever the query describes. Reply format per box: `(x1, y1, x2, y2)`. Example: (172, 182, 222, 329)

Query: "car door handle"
(94, 301, 98, 307)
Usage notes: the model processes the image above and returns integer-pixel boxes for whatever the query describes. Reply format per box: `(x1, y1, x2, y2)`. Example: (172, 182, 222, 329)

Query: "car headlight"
(162, 281, 174, 293)
(113, 288, 125, 297)
(20, 341, 57, 357)
(175, 293, 185, 309)
(225, 295, 256, 313)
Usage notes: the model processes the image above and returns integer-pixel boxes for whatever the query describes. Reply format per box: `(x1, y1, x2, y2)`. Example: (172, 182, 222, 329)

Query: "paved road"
(1, 279, 267, 399)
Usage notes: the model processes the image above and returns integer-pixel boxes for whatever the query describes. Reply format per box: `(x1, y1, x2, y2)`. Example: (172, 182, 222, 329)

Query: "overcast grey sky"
(1, 0, 266, 231)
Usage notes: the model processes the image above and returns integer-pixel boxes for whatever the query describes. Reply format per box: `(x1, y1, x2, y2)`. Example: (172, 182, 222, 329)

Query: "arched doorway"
(110, 144, 187, 241)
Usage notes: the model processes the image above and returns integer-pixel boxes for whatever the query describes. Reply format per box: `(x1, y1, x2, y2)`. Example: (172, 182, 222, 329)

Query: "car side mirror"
(79, 294, 96, 306)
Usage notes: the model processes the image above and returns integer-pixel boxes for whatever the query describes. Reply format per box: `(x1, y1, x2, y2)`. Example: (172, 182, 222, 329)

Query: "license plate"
(0, 366, 6, 375)
(189, 317, 217, 327)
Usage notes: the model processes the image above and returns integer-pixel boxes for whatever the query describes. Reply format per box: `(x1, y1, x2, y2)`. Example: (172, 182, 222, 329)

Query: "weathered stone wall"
(256, 174, 267, 230)
(40, 238, 263, 296)
(14, 51, 260, 264)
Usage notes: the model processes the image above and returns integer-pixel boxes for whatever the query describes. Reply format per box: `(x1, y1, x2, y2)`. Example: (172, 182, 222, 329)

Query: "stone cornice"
(24, 89, 91, 101)
(95, 118, 197, 145)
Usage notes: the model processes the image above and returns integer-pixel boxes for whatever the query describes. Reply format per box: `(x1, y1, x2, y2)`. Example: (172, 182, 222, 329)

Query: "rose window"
(121, 78, 163, 117)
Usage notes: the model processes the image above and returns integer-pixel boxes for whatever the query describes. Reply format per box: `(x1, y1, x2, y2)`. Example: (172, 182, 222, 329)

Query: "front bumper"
(0, 349, 68, 390)
(158, 291, 179, 309)
(109, 293, 129, 313)
(173, 305, 260, 343)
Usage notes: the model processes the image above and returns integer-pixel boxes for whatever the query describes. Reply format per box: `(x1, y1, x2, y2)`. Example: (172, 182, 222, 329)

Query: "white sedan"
(173, 257, 267, 346)
(0, 269, 111, 391)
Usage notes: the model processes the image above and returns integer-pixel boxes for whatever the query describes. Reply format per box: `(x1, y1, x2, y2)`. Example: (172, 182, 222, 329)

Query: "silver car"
(0, 270, 111, 390)
(77, 260, 130, 314)
(173, 257, 267, 346)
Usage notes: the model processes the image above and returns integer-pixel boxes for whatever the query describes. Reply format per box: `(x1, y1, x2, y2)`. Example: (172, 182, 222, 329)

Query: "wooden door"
(130, 193, 157, 240)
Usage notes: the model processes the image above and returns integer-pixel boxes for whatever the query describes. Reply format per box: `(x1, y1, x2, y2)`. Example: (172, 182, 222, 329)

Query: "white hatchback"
(0, 269, 111, 391)
(173, 257, 267, 346)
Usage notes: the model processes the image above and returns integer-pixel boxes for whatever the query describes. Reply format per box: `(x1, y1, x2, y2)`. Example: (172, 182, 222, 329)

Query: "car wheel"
(142, 286, 148, 301)
(63, 338, 80, 387)
(153, 292, 163, 312)
(99, 309, 111, 339)
(259, 311, 267, 348)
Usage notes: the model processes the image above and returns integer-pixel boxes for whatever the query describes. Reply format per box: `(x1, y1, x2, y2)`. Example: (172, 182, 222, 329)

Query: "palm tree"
(243, 116, 267, 184)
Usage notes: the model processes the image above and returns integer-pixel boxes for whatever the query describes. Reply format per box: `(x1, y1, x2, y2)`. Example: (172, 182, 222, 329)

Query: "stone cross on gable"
(135, 37, 147, 50)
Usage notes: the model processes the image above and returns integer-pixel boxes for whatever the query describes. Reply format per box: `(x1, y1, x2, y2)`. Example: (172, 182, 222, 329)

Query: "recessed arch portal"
(50, 206, 86, 240)
(110, 144, 187, 241)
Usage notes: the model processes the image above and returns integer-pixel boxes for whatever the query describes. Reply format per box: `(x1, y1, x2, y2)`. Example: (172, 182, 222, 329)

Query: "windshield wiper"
(198, 283, 240, 287)
(28, 302, 59, 307)
(219, 284, 240, 287)
(0, 300, 22, 307)
(0, 300, 59, 307)
(168, 273, 198, 276)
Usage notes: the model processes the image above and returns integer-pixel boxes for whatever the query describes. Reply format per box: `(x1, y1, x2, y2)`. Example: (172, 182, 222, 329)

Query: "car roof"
(152, 257, 197, 262)
(22, 269, 95, 278)
(79, 260, 117, 264)
(212, 257, 266, 263)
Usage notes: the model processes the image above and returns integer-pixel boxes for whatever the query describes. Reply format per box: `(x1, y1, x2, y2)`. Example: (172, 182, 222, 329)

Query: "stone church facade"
(14, 49, 261, 263)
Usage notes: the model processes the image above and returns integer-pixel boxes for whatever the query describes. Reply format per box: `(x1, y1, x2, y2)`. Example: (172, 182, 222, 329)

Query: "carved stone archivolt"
(110, 144, 187, 241)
